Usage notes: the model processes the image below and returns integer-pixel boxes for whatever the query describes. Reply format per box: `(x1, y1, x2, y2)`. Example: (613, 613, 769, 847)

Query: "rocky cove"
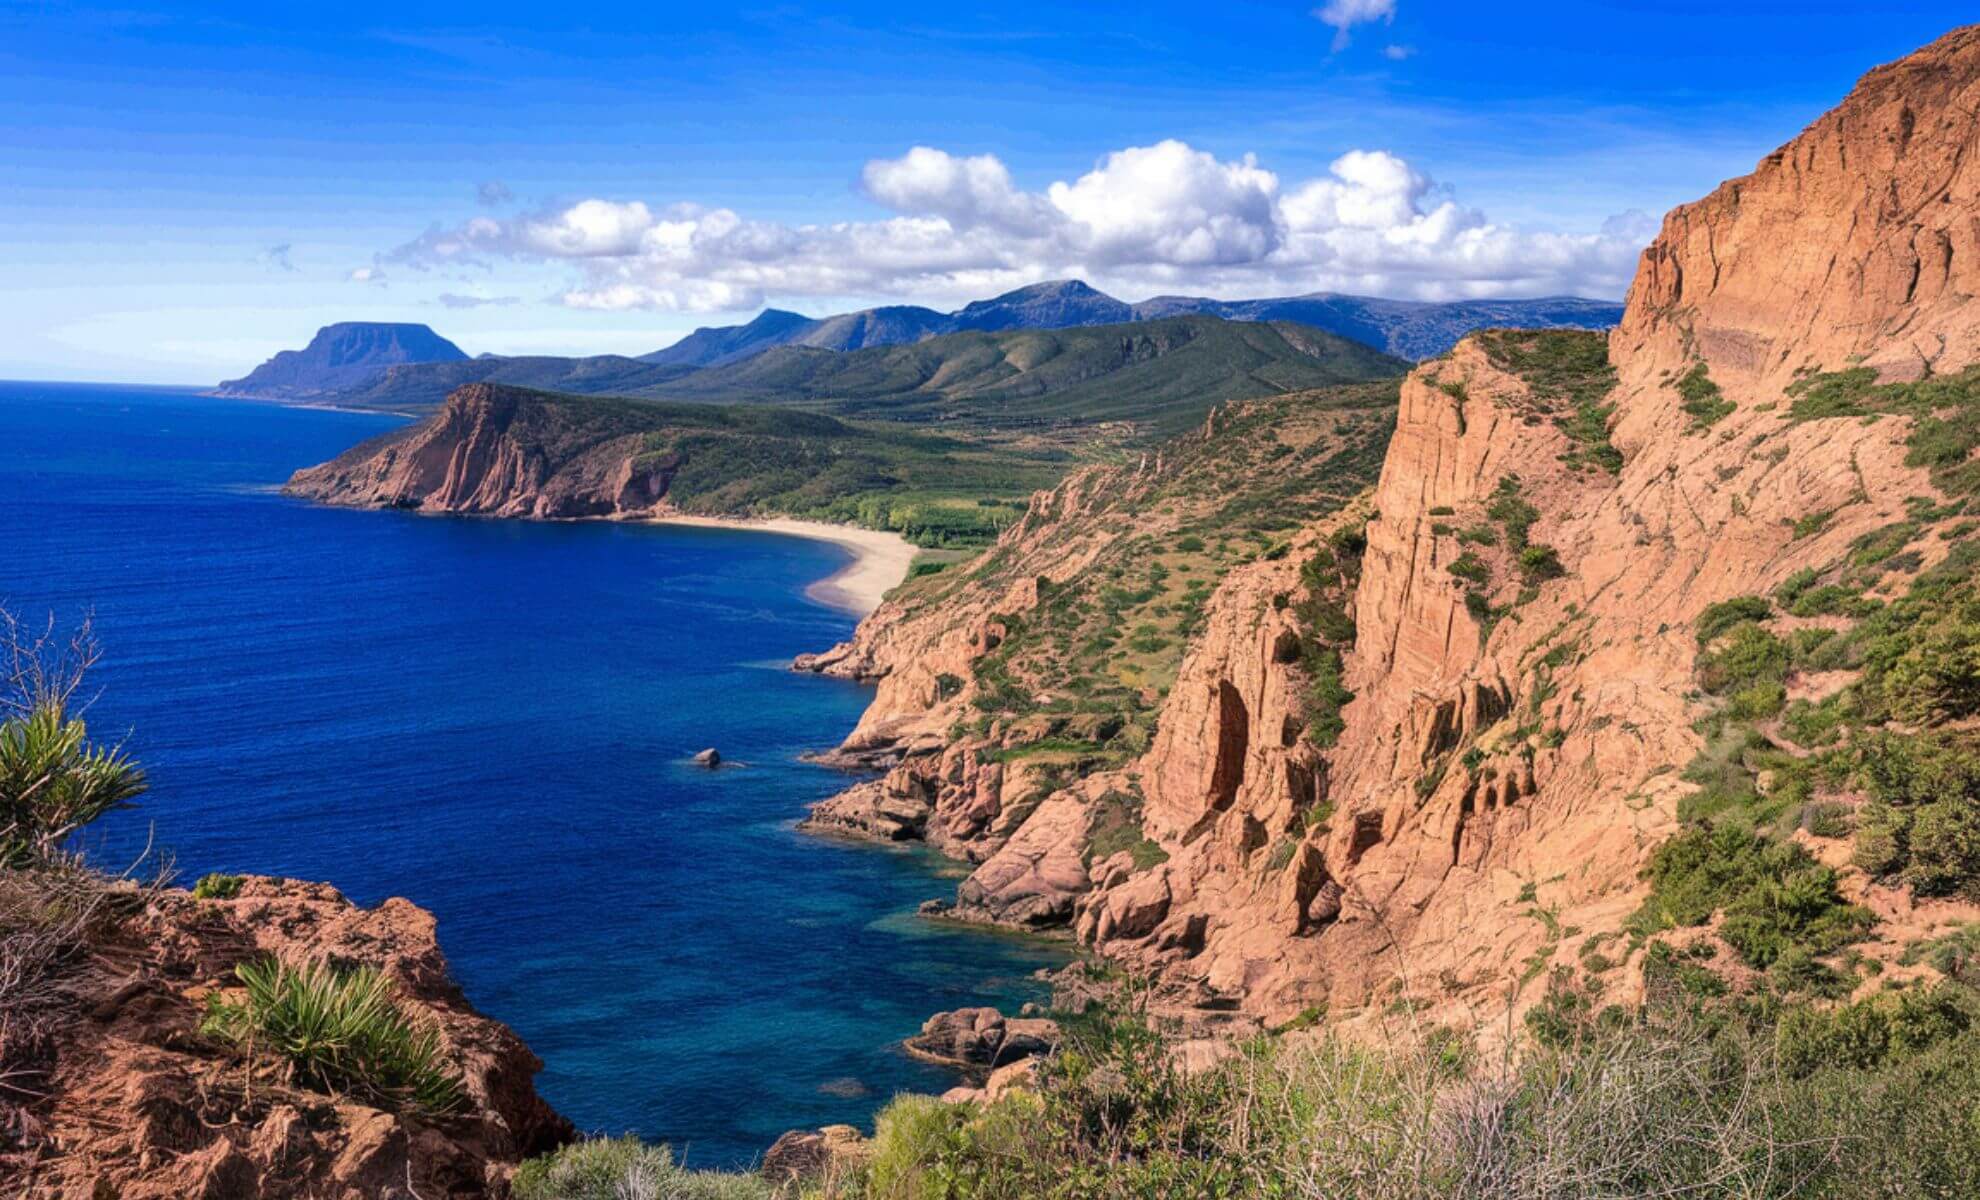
(13, 23, 1980, 1198)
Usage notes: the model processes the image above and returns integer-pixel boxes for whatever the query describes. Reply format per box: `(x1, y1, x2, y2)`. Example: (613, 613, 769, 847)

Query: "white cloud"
(1313, 0, 1396, 51)
(347, 266, 386, 284)
(861, 146, 1053, 235)
(1383, 44, 1415, 60)
(435, 292, 520, 308)
(383, 139, 1650, 312)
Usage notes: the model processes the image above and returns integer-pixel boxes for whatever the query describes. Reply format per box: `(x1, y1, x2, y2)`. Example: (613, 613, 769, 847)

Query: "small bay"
(0, 380, 1064, 1167)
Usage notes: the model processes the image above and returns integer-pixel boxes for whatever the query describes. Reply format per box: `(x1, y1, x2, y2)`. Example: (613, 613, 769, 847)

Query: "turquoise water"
(0, 380, 1063, 1166)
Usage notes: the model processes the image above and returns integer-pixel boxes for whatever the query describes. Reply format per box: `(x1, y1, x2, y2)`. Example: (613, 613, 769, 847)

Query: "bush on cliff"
(201, 957, 463, 1115)
(0, 611, 148, 868)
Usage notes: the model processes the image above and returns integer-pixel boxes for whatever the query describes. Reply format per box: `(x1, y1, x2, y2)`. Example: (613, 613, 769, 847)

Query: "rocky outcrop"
(285, 383, 677, 519)
(902, 1008, 1059, 1072)
(13, 875, 569, 1198)
(1068, 26, 1980, 1028)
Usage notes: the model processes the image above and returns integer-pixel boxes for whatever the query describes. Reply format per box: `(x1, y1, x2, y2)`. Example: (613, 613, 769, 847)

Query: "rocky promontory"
(9, 872, 570, 1198)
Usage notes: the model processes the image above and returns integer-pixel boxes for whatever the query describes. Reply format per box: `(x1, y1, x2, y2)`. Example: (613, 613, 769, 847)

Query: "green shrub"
(512, 1136, 772, 1200)
(201, 958, 462, 1114)
(1518, 544, 1564, 583)
(1725, 682, 1786, 721)
(1448, 552, 1490, 586)
(1698, 623, 1788, 695)
(1631, 824, 1870, 968)
(1904, 798, 1980, 899)
(0, 699, 147, 868)
(1677, 362, 1734, 429)
(192, 872, 243, 900)
(1696, 596, 1772, 646)
(1775, 986, 1973, 1077)
(1486, 476, 1540, 549)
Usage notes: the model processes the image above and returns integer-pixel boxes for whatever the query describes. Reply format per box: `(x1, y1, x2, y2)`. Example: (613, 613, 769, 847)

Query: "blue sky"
(2, 2, 1969, 383)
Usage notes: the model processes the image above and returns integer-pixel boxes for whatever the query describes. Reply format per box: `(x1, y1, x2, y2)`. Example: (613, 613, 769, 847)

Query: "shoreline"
(646, 513, 916, 617)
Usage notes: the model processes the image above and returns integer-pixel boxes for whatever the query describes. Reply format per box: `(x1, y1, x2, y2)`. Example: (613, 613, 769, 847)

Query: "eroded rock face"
(1615, 25, 1980, 395)
(810, 27, 1980, 1033)
(1072, 28, 1980, 1029)
(14, 875, 570, 1199)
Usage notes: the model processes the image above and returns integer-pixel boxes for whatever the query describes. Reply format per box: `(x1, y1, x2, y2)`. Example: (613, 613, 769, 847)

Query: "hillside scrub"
(920, 383, 1395, 758)
(515, 986, 1980, 1199)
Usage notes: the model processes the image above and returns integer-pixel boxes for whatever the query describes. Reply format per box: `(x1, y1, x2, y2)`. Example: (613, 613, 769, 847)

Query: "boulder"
(904, 1006, 1058, 1070)
(693, 747, 722, 768)
(761, 1124, 867, 1186)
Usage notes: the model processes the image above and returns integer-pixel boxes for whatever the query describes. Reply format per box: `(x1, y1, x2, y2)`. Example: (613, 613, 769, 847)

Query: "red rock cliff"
(813, 26, 1980, 1032)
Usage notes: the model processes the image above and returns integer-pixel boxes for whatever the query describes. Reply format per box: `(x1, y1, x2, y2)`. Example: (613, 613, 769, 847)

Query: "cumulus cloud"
(1383, 44, 1415, 60)
(382, 140, 1650, 312)
(347, 266, 386, 284)
(1313, 0, 1395, 51)
(258, 243, 296, 272)
(477, 180, 514, 206)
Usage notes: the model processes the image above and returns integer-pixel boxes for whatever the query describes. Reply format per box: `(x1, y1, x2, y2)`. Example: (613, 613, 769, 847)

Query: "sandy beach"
(649, 514, 918, 616)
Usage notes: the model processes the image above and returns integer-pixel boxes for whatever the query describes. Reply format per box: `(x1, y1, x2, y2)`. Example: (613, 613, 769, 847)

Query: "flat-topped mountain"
(217, 322, 468, 399)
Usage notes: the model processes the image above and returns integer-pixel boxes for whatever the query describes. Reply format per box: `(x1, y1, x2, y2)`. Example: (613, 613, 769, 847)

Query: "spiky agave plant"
(0, 701, 147, 868)
(202, 958, 463, 1115)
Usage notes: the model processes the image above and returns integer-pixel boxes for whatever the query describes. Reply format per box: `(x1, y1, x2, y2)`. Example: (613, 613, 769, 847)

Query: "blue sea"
(0, 381, 1063, 1166)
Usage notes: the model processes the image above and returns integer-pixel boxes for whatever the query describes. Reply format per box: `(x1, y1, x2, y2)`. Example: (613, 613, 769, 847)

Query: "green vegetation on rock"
(1476, 328, 1625, 473)
(201, 957, 463, 1115)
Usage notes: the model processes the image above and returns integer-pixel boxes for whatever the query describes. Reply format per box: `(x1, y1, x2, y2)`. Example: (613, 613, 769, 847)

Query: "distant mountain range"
(216, 322, 467, 399)
(214, 281, 1621, 409)
(633, 315, 1405, 436)
(283, 315, 1407, 437)
(640, 280, 1622, 367)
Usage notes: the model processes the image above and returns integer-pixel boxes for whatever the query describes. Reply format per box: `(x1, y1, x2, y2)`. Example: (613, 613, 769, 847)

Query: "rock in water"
(904, 1006, 1058, 1070)
(693, 747, 722, 768)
